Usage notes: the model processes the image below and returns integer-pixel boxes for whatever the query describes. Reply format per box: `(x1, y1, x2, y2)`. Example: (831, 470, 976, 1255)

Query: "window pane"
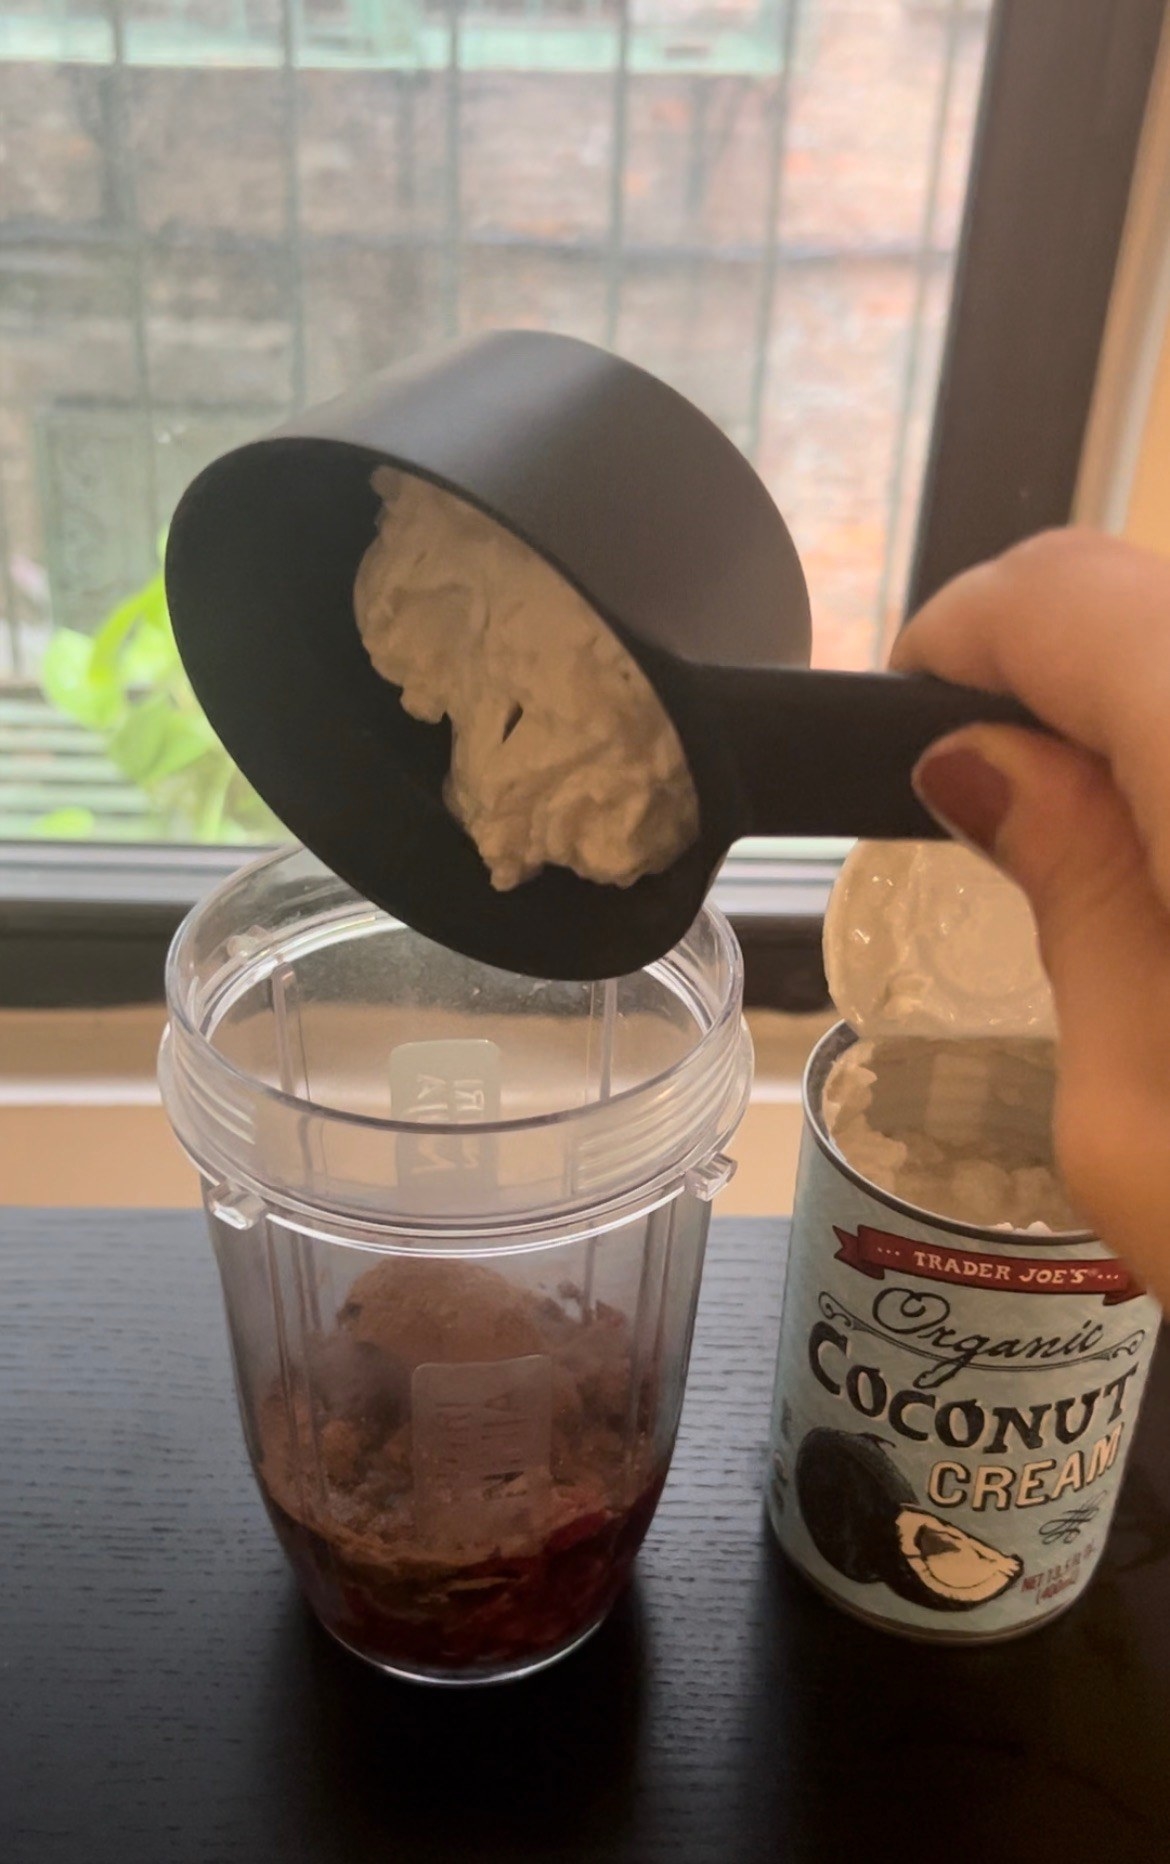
(0, 0, 991, 844)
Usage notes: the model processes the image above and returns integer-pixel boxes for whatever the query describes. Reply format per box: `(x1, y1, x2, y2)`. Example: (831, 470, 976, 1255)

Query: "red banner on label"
(832, 1226, 1143, 1304)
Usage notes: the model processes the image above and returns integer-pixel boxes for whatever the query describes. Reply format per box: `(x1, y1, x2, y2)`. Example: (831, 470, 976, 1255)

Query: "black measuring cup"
(165, 329, 1036, 980)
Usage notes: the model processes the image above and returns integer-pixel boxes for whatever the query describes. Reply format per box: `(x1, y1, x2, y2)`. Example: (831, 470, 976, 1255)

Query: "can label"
(767, 1040, 1161, 1640)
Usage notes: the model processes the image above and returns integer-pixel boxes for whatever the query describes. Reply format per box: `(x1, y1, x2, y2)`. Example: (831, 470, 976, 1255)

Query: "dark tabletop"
(3, 1211, 1170, 1864)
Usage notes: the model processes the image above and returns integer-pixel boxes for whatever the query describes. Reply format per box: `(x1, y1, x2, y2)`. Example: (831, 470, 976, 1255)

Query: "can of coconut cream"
(766, 1023, 1161, 1642)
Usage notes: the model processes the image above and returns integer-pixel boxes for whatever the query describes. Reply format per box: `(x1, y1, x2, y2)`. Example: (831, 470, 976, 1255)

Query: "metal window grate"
(0, 0, 989, 836)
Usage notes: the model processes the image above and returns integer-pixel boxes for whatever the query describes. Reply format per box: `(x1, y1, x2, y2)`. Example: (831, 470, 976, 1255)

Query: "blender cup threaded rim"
(160, 845, 753, 1242)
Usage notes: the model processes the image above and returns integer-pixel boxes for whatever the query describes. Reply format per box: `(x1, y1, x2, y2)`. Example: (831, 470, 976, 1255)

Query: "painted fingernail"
(912, 744, 1012, 854)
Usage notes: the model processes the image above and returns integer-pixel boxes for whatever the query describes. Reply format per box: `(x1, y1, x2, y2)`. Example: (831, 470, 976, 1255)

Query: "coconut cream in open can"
(766, 1022, 1160, 1642)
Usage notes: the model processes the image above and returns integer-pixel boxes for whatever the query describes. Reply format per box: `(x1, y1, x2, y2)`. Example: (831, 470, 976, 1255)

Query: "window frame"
(0, 0, 1162, 1010)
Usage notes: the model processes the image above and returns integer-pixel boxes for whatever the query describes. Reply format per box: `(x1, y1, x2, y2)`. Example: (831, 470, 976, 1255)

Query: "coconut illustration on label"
(795, 1428, 1021, 1612)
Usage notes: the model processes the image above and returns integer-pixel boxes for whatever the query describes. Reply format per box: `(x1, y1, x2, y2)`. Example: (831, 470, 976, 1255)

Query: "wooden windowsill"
(0, 1005, 832, 1215)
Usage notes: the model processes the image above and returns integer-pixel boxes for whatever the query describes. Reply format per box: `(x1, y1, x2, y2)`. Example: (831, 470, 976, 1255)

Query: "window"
(0, 0, 1162, 1004)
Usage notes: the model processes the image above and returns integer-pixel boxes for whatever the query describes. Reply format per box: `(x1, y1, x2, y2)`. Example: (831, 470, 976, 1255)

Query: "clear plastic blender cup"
(159, 847, 752, 1685)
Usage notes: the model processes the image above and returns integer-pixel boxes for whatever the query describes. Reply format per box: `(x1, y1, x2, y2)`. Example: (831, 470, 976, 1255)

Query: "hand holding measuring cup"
(898, 528, 1170, 1306)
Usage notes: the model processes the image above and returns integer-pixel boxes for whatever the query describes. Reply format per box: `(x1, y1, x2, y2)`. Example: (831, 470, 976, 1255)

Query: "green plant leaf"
(41, 629, 124, 731)
(195, 765, 233, 842)
(109, 693, 175, 784)
(39, 566, 278, 846)
(215, 819, 254, 845)
(145, 711, 218, 784)
(31, 805, 98, 839)
(120, 610, 178, 688)
(90, 587, 151, 683)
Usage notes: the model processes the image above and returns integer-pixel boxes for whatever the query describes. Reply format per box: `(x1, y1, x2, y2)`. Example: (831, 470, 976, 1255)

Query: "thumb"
(912, 726, 1170, 1258)
(911, 726, 1169, 1039)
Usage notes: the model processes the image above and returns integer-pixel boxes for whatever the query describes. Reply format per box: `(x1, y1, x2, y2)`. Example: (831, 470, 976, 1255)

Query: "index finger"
(890, 528, 1170, 906)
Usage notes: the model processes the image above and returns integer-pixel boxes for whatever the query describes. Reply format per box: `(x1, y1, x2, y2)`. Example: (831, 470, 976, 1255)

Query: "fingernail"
(912, 744, 1012, 854)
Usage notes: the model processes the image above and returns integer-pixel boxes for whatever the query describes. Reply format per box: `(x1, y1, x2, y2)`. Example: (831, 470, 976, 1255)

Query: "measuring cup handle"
(715, 666, 1047, 839)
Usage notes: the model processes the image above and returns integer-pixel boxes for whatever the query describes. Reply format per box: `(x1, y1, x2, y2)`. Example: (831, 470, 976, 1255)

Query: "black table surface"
(4, 1211, 1170, 1864)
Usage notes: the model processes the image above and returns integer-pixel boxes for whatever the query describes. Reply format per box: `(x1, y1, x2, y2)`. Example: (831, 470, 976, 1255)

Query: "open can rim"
(803, 1020, 1097, 1249)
